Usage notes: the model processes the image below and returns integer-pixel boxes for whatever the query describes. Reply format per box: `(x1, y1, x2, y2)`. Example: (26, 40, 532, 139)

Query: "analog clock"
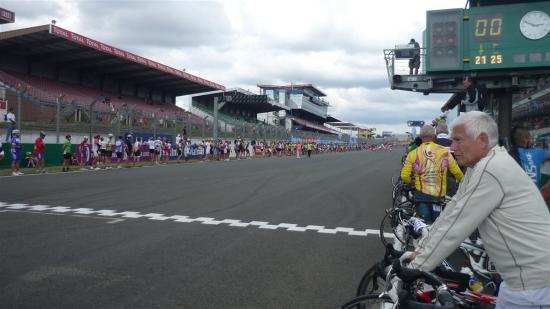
(520, 10, 550, 40)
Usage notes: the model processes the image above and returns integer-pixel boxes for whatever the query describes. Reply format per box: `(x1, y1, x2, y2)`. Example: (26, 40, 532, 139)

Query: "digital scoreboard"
(426, 1, 550, 72)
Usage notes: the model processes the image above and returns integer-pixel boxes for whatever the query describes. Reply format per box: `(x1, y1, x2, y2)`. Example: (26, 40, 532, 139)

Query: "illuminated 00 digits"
(475, 19, 488, 37)
(475, 17, 503, 38)
(490, 18, 502, 36)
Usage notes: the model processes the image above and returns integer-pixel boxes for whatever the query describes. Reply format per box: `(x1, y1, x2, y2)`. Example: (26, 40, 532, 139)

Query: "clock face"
(520, 10, 550, 40)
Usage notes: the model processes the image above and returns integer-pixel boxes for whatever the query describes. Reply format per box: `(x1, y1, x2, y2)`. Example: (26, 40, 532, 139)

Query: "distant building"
(257, 84, 336, 136)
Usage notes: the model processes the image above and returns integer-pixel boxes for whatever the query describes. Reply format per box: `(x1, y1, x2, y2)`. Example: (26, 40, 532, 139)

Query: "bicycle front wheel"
(339, 293, 394, 309)
(356, 263, 387, 297)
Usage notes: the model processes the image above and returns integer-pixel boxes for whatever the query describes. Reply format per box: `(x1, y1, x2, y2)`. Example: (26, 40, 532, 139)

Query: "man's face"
(451, 124, 490, 168)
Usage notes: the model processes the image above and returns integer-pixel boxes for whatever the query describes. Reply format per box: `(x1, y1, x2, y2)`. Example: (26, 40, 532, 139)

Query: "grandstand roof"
(325, 122, 362, 131)
(290, 117, 338, 135)
(257, 84, 327, 97)
(0, 24, 224, 95)
(191, 89, 288, 114)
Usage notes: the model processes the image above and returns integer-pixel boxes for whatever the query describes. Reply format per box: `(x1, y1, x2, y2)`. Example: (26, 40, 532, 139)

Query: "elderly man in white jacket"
(407, 111, 550, 309)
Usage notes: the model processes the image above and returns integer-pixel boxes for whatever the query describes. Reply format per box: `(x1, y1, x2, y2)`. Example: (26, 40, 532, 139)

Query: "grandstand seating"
(289, 116, 337, 134)
(193, 101, 258, 125)
(0, 69, 188, 117)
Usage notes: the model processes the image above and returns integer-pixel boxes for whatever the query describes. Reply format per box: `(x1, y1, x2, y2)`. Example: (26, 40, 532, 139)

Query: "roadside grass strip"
(0, 202, 394, 239)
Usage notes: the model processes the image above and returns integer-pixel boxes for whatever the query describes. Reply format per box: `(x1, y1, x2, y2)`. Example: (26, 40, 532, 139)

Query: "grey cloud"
(75, 1, 233, 49)
(330, 91, 450, 125)
(1, 0, 63, 21)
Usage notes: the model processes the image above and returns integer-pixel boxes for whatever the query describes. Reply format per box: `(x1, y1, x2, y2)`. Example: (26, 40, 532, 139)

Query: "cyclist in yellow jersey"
(401, 125, 464, 223)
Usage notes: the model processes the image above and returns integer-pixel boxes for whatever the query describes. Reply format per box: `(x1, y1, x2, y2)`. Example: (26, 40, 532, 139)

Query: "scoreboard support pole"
(495, 89, 513, 147)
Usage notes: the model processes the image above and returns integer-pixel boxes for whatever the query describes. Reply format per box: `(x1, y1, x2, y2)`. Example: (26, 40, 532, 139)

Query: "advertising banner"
(0, 8, 15, 23)
(49, 25, 224, 90)
(0, 99, 7, 122)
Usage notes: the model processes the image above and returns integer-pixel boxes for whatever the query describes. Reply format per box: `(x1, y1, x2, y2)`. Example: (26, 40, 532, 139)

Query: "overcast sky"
(1, 0, 468, 134)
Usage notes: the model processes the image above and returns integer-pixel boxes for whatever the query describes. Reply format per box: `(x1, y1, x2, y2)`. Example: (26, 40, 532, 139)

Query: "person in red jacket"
(34, 131, 46, 173)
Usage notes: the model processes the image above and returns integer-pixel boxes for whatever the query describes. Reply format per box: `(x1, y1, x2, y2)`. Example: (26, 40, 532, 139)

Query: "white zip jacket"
(411, 146, 550, 290)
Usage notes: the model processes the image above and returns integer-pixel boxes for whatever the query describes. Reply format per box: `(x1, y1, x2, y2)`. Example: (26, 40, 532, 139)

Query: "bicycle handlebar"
(391, 260, 457, 309)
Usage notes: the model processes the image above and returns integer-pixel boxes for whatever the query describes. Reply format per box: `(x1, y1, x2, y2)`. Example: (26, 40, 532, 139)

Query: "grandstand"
(257, 84, 339, 137)
(0, 23, 224, 140)
(191, 88, 287, 125)
(189, 88, 292, 140)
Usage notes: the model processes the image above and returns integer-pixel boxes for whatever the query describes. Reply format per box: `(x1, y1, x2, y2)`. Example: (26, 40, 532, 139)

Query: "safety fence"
(1, 87, 346, 144)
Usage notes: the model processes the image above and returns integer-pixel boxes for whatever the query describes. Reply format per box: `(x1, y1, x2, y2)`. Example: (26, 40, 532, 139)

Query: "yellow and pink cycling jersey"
(401, 141, 464, 197)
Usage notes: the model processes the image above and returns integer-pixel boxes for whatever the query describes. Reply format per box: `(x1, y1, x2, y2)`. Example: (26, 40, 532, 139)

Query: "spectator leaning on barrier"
(126, 134, 134, 165)
(406, 111, 550, 309)
(10, 129, 22, 176)
(115, 135, 124, 168)
(79, 137, 90, 170)
(133, 137, 142, 165)
(400, 125, 464, 223)
(62, 134, 72, 172)
(148, 137, 155, 162)
(34, 131, 46, 173)
(105, 134, 114, 169)
(5, 107, 16, 142)
(91, 135, 100, 170)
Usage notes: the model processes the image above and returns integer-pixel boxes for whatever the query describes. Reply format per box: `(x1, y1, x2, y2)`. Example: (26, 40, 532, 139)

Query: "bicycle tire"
(378, 210, 394, 248)
(380, 208, 417, 252)
(356, 263, 387, 296)
(339, 293, 394, 309)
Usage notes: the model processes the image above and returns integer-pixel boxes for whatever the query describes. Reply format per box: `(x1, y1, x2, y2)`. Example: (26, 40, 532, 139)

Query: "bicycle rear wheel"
(339, 293, 394, 309)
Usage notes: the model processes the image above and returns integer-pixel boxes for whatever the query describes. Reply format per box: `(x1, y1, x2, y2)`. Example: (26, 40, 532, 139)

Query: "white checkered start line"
(0, 202, 393, 239)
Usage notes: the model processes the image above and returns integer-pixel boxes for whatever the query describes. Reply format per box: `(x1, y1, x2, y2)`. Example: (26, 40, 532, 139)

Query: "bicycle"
(378, 208, 501, 294)
(346, 245, 496, 309)
(341, 255, 463, 309)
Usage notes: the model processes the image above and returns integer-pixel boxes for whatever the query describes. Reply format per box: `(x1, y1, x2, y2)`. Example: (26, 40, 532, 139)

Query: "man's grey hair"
(419, 125, 436, 138)
(436, 124, 448, 135)
(451, 111, 498, 147)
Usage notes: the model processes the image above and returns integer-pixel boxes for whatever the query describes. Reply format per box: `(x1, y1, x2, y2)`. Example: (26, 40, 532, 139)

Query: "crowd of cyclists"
(341, 111, 550, 309)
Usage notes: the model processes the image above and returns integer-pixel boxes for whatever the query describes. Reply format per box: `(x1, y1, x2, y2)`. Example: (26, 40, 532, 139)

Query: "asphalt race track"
(0, 149, 403, 309)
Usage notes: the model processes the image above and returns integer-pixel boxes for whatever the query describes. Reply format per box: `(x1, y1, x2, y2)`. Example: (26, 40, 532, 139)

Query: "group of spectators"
(1, 129, 392, 175)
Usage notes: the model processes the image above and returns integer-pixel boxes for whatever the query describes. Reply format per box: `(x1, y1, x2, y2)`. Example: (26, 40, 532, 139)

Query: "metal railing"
(1, 86, 350, 144)
(383, 47, 427, 88)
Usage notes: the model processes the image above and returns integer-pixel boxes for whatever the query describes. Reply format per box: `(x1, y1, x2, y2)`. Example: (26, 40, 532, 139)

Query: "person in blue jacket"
(509, 127, 550, 189)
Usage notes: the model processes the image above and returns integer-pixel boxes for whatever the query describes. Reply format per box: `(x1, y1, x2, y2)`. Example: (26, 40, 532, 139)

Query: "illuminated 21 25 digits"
(475, 55, 503, 64)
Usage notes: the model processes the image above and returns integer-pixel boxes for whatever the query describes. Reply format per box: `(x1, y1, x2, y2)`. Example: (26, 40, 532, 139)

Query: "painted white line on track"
(0, 210, 125, 224)
(0, 201, 394, 239)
